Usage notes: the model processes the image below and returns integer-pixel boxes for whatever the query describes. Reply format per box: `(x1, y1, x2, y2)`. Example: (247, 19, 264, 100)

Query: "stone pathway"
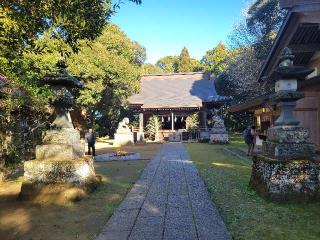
(96, 143, 232, 240)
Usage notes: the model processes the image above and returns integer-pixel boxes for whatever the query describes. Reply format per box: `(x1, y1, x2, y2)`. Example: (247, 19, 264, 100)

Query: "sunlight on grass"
(211, 162, 250, 169)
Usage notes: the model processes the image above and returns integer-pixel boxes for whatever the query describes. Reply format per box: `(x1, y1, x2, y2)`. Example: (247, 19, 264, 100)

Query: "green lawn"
(184, 142, 320, 240)
(228, 133, 247, 149)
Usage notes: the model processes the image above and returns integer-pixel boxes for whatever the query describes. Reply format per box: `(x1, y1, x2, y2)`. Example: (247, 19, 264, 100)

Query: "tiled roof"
(128, 72, 228, 109)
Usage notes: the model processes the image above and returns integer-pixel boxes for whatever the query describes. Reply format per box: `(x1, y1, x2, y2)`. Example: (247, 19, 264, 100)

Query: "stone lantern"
(209, 109, 229, 144)
(19, 58, 99, 202)
(250, 48, 320, 202)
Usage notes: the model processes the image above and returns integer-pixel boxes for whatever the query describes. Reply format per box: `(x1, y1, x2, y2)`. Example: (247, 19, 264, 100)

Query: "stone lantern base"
(250, 125, 320, 202)
(19, 156, 100, 203)
(19, 127, 100, 204)
(114, 132, 134, 146)
(209, 118, 229, 144)
(209, 132, 229, 144)
(250, 155, 320, 202)
(262, 126, 316, 160)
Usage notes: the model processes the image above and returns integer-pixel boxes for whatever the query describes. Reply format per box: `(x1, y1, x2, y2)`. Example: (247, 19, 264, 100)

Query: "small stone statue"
(212, 116, 225, 129)
(114, 117, 134, 145)
(116, 117, 131, 133)
(209, 109, 229, 144)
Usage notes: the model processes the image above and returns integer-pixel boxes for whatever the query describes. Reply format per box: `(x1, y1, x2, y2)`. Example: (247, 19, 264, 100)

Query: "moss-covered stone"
(23, 156, 96, 184)
(250, 154, 320, 202)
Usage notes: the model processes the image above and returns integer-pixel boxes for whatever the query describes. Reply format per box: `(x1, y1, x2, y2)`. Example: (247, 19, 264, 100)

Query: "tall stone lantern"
(250, 48, 320, 202)
(19, 58, 99, 202)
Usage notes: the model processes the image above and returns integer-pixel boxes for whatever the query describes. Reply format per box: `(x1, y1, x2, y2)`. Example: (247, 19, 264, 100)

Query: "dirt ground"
(0, 143, 161, 240)
(95, 141, 162, 160)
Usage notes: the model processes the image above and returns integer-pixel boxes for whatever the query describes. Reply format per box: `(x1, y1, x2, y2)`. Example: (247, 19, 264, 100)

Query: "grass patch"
(184, 143, 320, 240)
(228, 133, 247, 149)
(0, 143, 161, 240)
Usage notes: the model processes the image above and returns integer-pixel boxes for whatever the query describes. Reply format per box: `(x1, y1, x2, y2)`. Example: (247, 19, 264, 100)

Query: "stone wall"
(250, 155, 320, 202)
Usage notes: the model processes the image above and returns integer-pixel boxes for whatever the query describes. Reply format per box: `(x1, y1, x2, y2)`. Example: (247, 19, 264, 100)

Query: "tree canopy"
(156, 56, 179, 73)
(245, 0, 285, 58)
(218, 0, 285, 103)
(141, 64, 164, 75)
(0, 0, 141, 55)
(22, 23, 145, 134)
(155, 47, 203, 73)
(201, 43, 230, 77)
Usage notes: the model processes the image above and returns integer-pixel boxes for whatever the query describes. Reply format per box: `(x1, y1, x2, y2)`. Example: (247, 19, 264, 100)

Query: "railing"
(131, 127, 213, 142)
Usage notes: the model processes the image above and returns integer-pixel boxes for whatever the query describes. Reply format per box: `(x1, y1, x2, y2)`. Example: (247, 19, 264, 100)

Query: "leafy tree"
(186, 113, 199, 130)
(23, 24, 144, 135)
(246, 0, 285, 58)
(141, 63, 164, 74)
(216, 47, 262, 102)
(156, 47, 203, 73)
(0, 0, 141, 55)
(218, 0, 286, 102)
(201, 43, 230, 77)
(156, 56, 179, 73)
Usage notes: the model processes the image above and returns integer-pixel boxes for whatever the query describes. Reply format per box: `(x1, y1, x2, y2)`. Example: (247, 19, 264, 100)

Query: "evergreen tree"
(177, 47, 193, 72)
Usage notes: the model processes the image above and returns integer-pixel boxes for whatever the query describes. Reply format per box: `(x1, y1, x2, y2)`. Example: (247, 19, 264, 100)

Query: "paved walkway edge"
(96, 143, 232, 240)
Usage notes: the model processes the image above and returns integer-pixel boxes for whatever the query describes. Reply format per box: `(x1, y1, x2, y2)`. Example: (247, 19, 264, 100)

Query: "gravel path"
(96, 143, 232, 240)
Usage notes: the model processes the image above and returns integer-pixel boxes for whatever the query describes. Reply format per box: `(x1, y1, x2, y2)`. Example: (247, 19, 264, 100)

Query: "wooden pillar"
(139, 113, 144, 132)
(171, 112, 174, 131)
(138, 112, 144, 142)
(199, 110, 207, 129)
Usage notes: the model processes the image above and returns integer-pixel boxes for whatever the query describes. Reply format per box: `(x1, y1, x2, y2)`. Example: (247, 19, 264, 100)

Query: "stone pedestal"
(250, 125, 320, 202)
(19, 157, 99, 203)
(114, 132, 134, 146)
(19, 128, 99, 203)
(168, 132, 181, 142)
(36, 127, 85, 160)
(209, 117, 229, 144)
(19, 126, 98, 203)
(199, 131, 210, 141)
(250, 155, 320, 202)
(262, 126, 316, 160)
(23, 157, 96, 184)
(114, 117, 134, 146)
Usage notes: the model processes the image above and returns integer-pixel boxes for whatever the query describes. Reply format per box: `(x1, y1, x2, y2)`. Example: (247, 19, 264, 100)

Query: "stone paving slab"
(96, 143, 232, 240)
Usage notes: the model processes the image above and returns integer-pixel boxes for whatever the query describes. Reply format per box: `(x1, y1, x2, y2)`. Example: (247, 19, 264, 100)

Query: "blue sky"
(111, 0, 248, 63)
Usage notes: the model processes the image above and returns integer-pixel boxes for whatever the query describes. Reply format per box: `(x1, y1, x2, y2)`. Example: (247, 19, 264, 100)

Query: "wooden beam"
(300, 12, 320, 24)
(281, 1, 320, 12)
(289, 43, 320, 53)
(260, 13, 301, 80)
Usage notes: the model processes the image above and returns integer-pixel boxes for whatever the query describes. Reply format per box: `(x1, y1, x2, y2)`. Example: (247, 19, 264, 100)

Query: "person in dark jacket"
(85, 128, 96, 156)
(244, 126, 257, 155)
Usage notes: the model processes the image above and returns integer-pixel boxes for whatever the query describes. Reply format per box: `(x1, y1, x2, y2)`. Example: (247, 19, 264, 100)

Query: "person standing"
(85, 128, 96, 156)
(244, 126, 257, 155)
